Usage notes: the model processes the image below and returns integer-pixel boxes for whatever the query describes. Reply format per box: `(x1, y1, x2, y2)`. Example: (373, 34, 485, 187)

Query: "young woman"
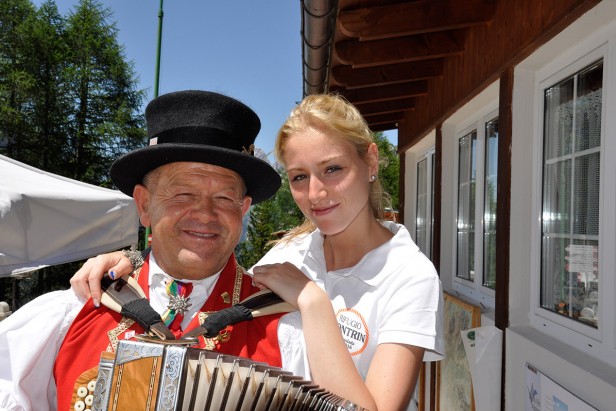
(71, 94, 444, 411)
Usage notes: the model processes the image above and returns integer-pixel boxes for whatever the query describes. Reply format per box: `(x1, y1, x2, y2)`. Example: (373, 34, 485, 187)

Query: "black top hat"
(110, 90, 281, 204)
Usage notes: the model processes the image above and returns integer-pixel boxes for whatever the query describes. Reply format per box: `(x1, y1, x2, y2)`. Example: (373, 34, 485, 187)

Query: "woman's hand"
(70, 251, 133, 306)
(251, 262, 323, 309)
(254, 262, 378, 410)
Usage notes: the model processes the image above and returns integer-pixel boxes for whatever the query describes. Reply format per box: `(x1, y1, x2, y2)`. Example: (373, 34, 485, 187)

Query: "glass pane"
(430, 152, 435, 259)
(541, 237, 598, 327)
(540, 60, 602, 329)
(541, 235, 568, 312)
(542, 160, 571, 235)
(483, 118, 498, 289)
(575, 62, 602, 152)
(416, 159, 428, 255)
(573, 152, 600, 236)
(457, 131, 477, 281)
(544, 78, 573, 160)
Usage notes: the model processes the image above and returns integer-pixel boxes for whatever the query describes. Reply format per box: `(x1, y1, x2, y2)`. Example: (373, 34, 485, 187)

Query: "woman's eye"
(291, 174, 307, 182)
(325, 165, 342, 174)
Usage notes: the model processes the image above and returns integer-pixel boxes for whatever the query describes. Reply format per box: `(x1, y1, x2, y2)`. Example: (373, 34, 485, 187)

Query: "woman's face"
(283, 126, 378, 236)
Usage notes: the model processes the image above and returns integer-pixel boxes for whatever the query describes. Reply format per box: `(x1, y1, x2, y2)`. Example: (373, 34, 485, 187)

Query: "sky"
(30, 0, 395, 160)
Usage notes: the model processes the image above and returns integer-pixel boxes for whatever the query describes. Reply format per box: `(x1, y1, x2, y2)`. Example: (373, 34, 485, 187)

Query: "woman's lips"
(311, 204, 338, 216)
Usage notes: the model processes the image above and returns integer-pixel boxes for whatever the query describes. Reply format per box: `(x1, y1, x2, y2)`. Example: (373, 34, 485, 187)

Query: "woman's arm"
(253, 262, 423, 411)
(364, 343, 424, 411)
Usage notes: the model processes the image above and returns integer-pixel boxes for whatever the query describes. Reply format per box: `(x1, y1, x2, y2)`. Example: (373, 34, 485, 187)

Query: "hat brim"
(110, 144, 281, 204)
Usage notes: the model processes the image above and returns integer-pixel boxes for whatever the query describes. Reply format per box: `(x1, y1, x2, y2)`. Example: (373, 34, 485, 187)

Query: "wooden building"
(301, 0, 615, 409)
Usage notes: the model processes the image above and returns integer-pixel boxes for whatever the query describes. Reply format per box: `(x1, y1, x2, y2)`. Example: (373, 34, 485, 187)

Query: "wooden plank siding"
(398, 0, 601, 152)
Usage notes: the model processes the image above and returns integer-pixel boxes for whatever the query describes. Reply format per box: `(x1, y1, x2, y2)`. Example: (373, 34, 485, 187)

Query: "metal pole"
(154, 0, 164, 99)
(145, 0, 164, 247)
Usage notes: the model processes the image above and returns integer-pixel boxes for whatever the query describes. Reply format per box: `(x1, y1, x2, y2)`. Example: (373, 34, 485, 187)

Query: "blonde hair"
(275, 93, 391, 241)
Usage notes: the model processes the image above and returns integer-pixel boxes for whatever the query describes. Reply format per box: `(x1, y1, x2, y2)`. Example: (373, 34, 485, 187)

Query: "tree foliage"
(0, 0, 146, 308)
(374, 131, 400, 209)
(0, 0, 146, 184)
(236, 165, 304, 269)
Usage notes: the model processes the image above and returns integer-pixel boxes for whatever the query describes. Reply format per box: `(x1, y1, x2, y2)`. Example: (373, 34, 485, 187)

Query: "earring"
(370, 175, 377, 182)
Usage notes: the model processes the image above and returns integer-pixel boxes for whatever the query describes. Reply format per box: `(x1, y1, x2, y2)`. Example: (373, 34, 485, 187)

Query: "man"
(0, 90, 283, 411)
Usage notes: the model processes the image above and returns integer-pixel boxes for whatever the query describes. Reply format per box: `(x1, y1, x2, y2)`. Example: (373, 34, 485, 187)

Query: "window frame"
(415, 148, 435, 259)
(452, 109, 499, 309)
(530, 41, 616, 366)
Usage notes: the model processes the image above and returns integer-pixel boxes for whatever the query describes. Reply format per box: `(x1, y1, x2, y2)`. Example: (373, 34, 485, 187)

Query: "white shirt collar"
(147, 252, 221, 327)
(302, 221, 417, 286)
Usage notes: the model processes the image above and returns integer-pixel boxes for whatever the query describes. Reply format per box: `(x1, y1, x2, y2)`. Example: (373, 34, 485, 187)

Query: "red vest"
(53, 255, 283, 411)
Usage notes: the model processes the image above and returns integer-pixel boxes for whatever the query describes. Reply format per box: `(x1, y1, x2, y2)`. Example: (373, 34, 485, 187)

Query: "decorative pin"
(167, 294, 192, 316)
(241, 144, 255, 155)
(221, 291, 231, 304)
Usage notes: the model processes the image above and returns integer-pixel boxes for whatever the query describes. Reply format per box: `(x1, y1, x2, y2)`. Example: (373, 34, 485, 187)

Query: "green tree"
(236, 170, 304, 269)
(374, 131, 400, 209)
(0, 0, 37, 160)
(21, 0, 71, 172)
(63, 0, 146, 185)
(0, 0, 146, 308)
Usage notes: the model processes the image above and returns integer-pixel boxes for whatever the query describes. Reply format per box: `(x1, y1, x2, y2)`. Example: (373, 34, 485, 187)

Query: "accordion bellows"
(90, 339, 365, 411)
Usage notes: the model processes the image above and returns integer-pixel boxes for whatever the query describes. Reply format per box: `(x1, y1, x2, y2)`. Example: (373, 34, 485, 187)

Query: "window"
(483, 119, 499, 289)
(416, 150, 435, 258)
(540, 60, 602, 328)
(455, 113, 499, 303)
(457, 130, 477, 282)
(529, 41, 616, 365)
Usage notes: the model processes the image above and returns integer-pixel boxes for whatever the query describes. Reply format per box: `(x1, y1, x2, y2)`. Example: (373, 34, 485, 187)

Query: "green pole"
(145, 0, 164, 247)
(154, 0, 164, 99)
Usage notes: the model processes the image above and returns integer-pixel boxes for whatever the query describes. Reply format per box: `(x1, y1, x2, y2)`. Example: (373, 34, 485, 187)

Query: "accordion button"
(85, 395, 93, 406)
(87, 380, 96, 392)
(74, 400, 85, 411)
(77, 387, 88, 397)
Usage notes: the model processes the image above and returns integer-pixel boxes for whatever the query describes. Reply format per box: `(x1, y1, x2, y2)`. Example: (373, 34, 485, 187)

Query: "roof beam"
(335, 31, 464, 68)
(331, 59, 444, 88)
(370, 122, 398, 132)
(363, 112, 405, 126)
(331, 80, 428, 103)
(354, 98, 416, 116)
(339, 0, 496, 40)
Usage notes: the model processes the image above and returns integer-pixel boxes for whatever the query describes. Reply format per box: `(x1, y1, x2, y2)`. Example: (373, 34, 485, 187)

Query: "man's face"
(133, 162, 251, 280)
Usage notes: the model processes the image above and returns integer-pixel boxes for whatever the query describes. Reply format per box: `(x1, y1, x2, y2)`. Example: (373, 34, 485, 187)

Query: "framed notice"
(436, 293, 481, 411)
(525, 363, 598, 411)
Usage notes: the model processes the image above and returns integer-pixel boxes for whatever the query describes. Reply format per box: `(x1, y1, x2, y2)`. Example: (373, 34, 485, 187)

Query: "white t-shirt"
(255, 221, 444, 379)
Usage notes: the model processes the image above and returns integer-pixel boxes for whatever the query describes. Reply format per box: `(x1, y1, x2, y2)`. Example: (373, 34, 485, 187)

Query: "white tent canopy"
(0, 154, 139, 277)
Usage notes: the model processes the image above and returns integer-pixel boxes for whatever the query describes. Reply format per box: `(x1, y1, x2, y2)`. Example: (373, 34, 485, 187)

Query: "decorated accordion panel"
(91, 339, 363, 411)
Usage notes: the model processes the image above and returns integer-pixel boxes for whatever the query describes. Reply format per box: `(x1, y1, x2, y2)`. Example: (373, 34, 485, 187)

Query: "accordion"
(89, 338, 364, 411)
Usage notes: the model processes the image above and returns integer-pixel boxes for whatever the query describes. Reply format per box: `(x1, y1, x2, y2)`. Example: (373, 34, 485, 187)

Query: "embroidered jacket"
(53, 254, 283, 411)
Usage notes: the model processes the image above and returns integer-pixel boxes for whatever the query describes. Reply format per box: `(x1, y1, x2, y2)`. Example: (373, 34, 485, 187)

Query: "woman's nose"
(308, 177, 326, 203)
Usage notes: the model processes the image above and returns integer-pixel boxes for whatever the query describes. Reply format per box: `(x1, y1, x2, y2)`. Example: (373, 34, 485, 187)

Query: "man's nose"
(189, 196, 216, 219)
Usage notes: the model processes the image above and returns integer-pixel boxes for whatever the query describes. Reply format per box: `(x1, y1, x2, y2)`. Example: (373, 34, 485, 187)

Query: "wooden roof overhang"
(301, 0, 601, 152)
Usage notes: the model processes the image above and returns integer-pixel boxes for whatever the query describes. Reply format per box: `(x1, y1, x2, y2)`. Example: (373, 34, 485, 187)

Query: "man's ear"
(133, 184, 152, 227)
(241, 196, 252, 216)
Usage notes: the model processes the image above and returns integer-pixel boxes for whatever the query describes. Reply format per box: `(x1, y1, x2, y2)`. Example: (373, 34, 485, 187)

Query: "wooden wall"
(398, 0, 600, 152)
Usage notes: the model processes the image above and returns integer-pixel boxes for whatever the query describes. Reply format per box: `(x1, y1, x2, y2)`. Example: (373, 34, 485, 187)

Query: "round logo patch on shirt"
(336, 308, 369, 355)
